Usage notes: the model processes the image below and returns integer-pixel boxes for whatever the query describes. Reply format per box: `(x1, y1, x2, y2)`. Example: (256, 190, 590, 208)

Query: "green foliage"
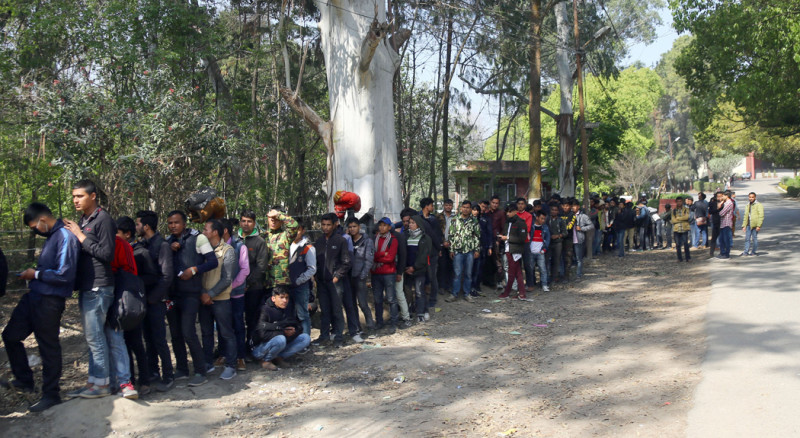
(671, 0, 800, 135)
(787, 186, 800, 198)
(708, 153, 742, 182)
(660, 193, 693, 200)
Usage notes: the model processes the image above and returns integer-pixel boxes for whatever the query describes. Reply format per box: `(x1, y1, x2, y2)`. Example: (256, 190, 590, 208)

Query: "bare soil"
(0, 248, 711, 437)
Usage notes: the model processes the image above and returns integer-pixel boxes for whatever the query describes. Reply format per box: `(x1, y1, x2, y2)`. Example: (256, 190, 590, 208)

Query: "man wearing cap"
(372, 217, 400, 329)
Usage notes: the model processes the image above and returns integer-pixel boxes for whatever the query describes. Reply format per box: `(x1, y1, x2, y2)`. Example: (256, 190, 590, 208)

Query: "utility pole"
(574, 0, 590, 209)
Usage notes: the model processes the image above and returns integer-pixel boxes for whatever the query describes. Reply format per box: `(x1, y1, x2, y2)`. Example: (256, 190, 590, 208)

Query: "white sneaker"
(542, 285, 550, 292)
(352, 334, 364, 343)
(423, 312, 430, 321)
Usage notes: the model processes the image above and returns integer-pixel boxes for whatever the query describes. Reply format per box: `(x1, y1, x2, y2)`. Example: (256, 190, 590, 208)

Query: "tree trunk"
(441, 15, 453, 201)
(312, 1, 406, 218)
(528, 0, 543, 201)
(555, 1, 575, 197)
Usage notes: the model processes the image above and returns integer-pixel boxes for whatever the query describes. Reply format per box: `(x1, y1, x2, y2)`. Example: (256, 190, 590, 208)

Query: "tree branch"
(359, 20, 387, 72)
(294, 42, 309, 96)
(459, 75, 558, 120)
(203, 55, 232, 109)
(279, 87, 332, 154)
(389, 29, 412, 53)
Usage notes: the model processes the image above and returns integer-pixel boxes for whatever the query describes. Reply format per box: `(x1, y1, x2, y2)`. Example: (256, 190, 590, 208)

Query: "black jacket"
(144, 232, 174, 304)
(242, 232, 268, 291)
(504, 214, 528, 254)
(390, 230, 407, 275)
(314, 233, 351, 282)
(422, 213, 443, 250)
(76, 207, 117, 290)
(252, 298, 302, 346)
(613, 207, 635, 231)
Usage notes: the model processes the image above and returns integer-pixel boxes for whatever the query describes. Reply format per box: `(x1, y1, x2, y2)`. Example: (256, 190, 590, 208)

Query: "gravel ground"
(0, 246, 711, 437)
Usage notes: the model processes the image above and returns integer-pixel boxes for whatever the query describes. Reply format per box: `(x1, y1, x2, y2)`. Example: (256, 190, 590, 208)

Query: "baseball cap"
(378, 217, 392, 225)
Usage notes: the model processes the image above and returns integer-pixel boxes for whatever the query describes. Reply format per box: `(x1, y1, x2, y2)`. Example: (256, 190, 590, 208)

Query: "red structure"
(745, 152, 766, 180)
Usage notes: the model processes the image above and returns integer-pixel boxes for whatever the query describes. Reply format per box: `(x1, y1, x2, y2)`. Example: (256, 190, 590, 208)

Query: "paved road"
(688, 177, 800, 437)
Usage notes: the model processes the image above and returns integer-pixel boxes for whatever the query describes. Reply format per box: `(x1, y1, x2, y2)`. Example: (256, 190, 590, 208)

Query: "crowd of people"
(0, 179, 765, 413)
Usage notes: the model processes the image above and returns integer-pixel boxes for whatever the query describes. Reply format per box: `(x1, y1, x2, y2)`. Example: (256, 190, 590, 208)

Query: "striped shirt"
(719, 200, 734, 229)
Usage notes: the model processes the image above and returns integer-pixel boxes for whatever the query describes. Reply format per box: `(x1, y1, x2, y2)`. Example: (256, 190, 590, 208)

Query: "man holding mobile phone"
(2, 203, 80, 412)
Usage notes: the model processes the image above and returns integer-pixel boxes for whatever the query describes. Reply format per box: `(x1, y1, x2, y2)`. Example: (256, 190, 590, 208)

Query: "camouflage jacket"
(266, 213, 299, 287)
(448, 216, 481, 254)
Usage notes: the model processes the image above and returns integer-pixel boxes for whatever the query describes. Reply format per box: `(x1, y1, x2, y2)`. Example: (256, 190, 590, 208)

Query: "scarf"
(410, 228, 422, 238)
(374, 232, 392, 253)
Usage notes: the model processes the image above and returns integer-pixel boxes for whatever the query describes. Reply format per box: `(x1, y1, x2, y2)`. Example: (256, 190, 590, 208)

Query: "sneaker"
(333, 339, 344, 348)
(29, 397, 61, 413)
(402, 320, 413, 328)
(352, 333, 365, 343)
(517, 293, 527, 300)
(444, 295, 458, 303)
(236, 359, 247, 371)
(417, 315, 425, 323)
(272, 357, 287, 369)
(1, 379, 34, 394)
(498, 291, 510, 298)
(542, 285, 550, 292)
(187, 374, 207, 387)
(387, 325, 397, 335)
(155, 378, 175, 392)
(79, 385, 111, 399)
(463, 295, 475, 303)
(174, 370, 190, 380)
(220, 367, 237, 380)
(138, 384, 152, 396)
(120, 383, 138, 400)
(424, 312, 430, 321)
(260, 360, 278, 371)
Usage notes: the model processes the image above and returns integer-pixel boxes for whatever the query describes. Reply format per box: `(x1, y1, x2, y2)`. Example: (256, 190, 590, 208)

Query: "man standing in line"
(708, 191, 722, 256)
(717, 190, 735, 259)
(741, 192, 764, 256)
(218, 219, 250, 372)
(694, 193, 709, 248)
(265, 209, 299, 293)
(289, 221, 316, 339)
(547, 203, 566, 283)
(445, 200, 480, 303)
(529, 211, 550, 292)
(2, 203, 79, 412)
(613, 201, 634, 258)
(686, 197, 698, 249)
(134, 210, 176, 391)
(671, 197, 691, 262)
(62, 180, 119, 399)
(419, 198, 443, 307)
(238, 211, 268, 348)
(571, 200, 594, 281)
(436, 199, 455, 296)
(515, 198, 535, 292)
(471, 201, 493, 297)
(372, 218, 400, 327)
(489, 195, 505, 289)
(392, 211, 412, 327)
(314, 213, 351, 347)
(165, 210, 218, 386)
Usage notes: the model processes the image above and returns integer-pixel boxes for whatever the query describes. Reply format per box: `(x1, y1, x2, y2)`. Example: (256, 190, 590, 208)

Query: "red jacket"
(111, 236, 138, 275)
(372, 234, 398, 275)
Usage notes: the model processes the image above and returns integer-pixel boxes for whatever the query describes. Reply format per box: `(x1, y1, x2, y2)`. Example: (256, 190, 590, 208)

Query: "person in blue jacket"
(1, 202, 80, 412)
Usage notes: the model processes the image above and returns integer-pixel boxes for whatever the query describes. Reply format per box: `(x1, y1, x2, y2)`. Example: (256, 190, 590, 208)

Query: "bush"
(647, 199, 659, 208)
(787, 186, 800, 197)
(661, 193, 693, 200)
(695, 181, 705, 193)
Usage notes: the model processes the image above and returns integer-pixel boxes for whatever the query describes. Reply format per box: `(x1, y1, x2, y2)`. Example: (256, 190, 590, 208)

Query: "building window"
(506, 184, 517, 202)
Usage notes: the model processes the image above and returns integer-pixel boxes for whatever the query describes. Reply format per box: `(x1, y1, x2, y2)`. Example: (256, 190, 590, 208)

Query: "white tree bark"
(555, 1, 576, 197)
(315, 0, 405, 219)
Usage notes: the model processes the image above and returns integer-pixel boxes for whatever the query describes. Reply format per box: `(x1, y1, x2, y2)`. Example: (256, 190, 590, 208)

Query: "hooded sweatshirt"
(239, 227, 268, 291)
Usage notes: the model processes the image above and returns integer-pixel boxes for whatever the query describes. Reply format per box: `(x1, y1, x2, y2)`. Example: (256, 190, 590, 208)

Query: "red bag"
(333, 191, 361, 218)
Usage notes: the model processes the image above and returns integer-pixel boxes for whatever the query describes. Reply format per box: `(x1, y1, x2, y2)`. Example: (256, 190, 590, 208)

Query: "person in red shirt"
(372, 218, 400, 329)
(515, 197, 534, 292)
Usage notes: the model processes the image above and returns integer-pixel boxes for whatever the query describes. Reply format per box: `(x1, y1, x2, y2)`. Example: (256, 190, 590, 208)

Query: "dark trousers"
(317, 280, 345, 342)
(199, 299, 236, 369)
(674, 231, 691, 261)
(2, 293, 65, 399)
(340, 276, 361, 336)
(406, 273, 428, 316)
(167, 295, 205, 375)
(427, 250, 440, 306)
(438, 246, 453, 292)
(546, 241, 563, 282)
(372, 274, 399, 326)
(244, 288, 266, 346)
(638, 225, 650, 250)
(709, 223, 721, 255)
(124, 323, 149, 386)
(504, 252, 525, 295)
(522, 249, 536, 287)
(143, 301, 173, 381)
(471, 252, 485, 293)
(604, 228, 616, 252)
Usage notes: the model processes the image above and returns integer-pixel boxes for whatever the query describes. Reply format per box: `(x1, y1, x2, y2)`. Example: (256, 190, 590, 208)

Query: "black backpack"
(108, 270, 146, 331)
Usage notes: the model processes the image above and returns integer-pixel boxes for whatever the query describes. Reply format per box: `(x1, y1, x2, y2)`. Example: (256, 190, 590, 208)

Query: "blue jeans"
(593, 229, 603, 255)
(744, 226, 758, 254)
(719, 227, 733, 257)
(317, 280, 345, 342)
(200, 299, 236, 369)
(106, 324, 131, 387)
(690, 223, 699, 247)
(697, 224, 708, 247)
(574, 242, 585, 277)
(451, 252, 474, 297)
(531, 252, 548, 286)
(79, 286, 115, 385)
(372, 274, 398, 326)
(674, 231, 691, 261)
(615, 230, 626, 257)
(252, 334, 311, 361)
(290, 283, 311, 338)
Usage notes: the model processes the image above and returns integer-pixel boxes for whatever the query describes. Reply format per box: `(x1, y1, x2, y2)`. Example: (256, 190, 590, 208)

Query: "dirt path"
(1, 248, 710, 437)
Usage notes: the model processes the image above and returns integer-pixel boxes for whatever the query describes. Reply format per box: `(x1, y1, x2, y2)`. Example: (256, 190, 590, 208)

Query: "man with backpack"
(635, 198, 651, 251)
(134, 210, 175, 392)
(289, 221, 316, 338)
(2, 203, 79, 412)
